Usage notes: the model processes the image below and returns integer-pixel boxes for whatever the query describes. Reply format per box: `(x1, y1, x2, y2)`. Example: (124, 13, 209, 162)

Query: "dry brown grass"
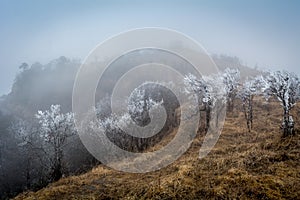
(15, 99, 300, 200)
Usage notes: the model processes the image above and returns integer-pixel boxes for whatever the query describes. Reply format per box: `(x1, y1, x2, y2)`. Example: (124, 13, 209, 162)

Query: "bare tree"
(262, 71, 300, 137)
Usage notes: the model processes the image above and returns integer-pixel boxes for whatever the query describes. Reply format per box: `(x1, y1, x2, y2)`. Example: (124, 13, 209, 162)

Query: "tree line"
(184, 68, 300, 135)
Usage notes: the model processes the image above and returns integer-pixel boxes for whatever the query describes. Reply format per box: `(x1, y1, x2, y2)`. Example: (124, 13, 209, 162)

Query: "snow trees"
(184, 68, 239, 131)
(35, 105, 76, 181)
(93, 83, 167, 152)
(184, 74, 212, 131)
(262, 71, 300, 136)
(185, 69, 300, 137)
(221, 68, 240, 112)
(238, 77, 263, 132)
(127, 87, 160, 126)
(10, 119, 48, 188)
(184, 73, 225, 132)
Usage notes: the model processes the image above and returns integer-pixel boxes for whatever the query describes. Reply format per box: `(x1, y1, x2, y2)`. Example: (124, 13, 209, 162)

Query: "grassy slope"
(15, 99, 300, 200)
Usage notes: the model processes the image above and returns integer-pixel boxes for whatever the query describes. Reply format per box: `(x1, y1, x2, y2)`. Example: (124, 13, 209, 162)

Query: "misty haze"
(0, 1, 300, 199)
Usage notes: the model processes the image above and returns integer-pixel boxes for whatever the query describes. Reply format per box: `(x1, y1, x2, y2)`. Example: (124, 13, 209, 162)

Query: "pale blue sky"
(0, 0, 299, 95)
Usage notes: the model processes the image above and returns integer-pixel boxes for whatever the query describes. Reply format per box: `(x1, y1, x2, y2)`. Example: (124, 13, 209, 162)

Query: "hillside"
(211, 55, 261, 79)
(0, 55, 266, 199)
(15, 99, 300, 200)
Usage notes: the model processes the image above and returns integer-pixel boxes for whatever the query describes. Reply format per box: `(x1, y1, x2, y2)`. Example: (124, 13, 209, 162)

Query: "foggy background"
(0, 0, 300, 95)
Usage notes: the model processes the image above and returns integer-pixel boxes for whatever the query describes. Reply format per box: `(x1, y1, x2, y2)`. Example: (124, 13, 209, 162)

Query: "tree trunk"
(52, 147, 63, 181)
(283, 108, 290, 137)
(249, 95, 254, 132)
(205, 104, 211, 132)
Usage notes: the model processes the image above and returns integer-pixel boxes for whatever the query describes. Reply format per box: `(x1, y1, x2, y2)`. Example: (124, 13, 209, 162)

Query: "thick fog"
(0, 1, 299, 199)
(1, 1, 300, 95)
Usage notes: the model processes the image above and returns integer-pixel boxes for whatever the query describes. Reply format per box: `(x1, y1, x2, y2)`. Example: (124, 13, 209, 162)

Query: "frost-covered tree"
(35, 105, 76, 181)
(221, 68, 240, 112)
(262, 71, 300, 136)
(184, 74, 212, 131)
(184, 74, 225, 132)
(95, 94, 111, 120)
(92, 83, 169, 152)
(237, 77, 263, 132)
(128, 87, 161, 126)
(10, 119, 48, 189)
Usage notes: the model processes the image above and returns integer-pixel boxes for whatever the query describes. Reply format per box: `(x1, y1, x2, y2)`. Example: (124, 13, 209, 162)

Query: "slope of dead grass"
(15, 99, 300, 199)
